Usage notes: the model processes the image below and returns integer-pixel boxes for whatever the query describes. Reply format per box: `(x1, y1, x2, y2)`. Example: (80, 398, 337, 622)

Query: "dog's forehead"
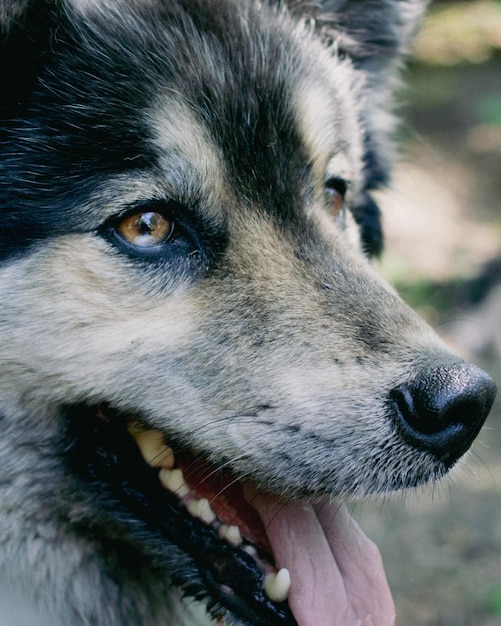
(0, 0, 367, 258)
(137, 2, 366, 215)
(293, 73, 365, 189)
(72, 0, 364, 179)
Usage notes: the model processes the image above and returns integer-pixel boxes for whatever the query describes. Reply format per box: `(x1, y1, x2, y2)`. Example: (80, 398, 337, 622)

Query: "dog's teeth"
(186, 498, 217, 524)
(218, 524, 242, 546)
(263, 568, 291, 603)
(129, 428, 175, 469)
(159, 453, 175, 469)
(159, 468, 190, 497)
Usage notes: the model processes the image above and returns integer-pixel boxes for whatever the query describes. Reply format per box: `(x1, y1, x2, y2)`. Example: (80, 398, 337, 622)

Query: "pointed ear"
(310, 0, 429, 189)
(290, 1, 429, 255)
(297, 0, 429, 193)
(295, 0, 429, 77)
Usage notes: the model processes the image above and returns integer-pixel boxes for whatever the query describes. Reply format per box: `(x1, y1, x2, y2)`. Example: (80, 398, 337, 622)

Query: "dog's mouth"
(68, 404, 296, 624)
(125, 416, 294, 610)
(67, 404, 379, 626)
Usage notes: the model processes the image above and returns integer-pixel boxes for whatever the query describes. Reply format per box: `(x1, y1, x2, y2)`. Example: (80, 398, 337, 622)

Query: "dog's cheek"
(0, 236, 202, 407)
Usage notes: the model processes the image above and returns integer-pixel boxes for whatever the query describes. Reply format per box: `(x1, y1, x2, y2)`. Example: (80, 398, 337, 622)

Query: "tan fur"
(0, 1, 494, 624)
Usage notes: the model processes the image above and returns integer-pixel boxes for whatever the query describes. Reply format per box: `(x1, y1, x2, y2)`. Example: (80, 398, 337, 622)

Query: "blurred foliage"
(478, 94, 501, 125)
(413, 0, 501, 65)
(404, 0, 501, 159)
(383, 0, 501, 356)
(393, 271, 489, 323)
(487, 587, 501, 617)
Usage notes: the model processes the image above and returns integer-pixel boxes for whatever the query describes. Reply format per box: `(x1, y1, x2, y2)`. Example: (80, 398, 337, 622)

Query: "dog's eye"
(116, 211, 175, 247)
(101, 205, 203, 265)
(324, 178, 347, 219)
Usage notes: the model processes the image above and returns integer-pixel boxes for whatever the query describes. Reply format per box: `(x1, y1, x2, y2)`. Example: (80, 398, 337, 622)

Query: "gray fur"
(0, 0, 494, 625)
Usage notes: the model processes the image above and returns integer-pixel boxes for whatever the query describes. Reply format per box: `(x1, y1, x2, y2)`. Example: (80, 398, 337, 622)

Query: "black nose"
(390, 362, 497, 465)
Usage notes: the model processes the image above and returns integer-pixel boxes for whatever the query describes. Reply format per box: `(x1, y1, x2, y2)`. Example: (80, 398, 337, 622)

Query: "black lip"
(65, 405, 296, 626)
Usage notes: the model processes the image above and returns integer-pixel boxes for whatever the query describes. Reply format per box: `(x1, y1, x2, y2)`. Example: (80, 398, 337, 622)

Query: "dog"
(0, 0, 497, 624)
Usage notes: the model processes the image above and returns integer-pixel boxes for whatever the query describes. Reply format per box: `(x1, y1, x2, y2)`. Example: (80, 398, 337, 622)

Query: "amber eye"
(116, 211, 174, 247)
(324, 178, 347, 219)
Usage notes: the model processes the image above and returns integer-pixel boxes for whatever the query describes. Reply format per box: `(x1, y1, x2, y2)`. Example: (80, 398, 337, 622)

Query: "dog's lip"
(88, 406, 394, 626)
(78, 406, 295, 623)
(125, 422, 352, 623)
(173, 453, 299, 606)
(176, 453, 273, 553)
(126, 419, 272, 552)
(127, 420, 340, 618)
(124, 418, 298, 607)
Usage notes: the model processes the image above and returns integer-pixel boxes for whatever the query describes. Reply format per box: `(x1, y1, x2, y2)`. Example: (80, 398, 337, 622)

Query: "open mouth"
(125, 416, 294, 610)
(66, 404, 297, 624)
(65, 403, 390, 626)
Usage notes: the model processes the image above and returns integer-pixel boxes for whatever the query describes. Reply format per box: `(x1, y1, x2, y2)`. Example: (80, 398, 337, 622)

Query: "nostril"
(391, 362, 497, 465)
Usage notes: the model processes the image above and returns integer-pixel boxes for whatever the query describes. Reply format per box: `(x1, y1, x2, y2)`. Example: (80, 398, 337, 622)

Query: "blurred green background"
(355, 2, 501, 624)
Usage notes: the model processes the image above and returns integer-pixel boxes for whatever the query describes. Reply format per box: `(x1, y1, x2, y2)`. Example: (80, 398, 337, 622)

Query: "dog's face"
(0, 0, 496, 624)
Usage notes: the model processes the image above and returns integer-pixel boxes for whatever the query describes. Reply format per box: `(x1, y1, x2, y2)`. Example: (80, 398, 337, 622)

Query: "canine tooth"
(218, 524, 242, 546)
(132, 429, 175, 469)
(186, 498, 217, 525)
(263, 568, 291, 603)
(159, 452, 175, 469)
(159, 468, 189, 498)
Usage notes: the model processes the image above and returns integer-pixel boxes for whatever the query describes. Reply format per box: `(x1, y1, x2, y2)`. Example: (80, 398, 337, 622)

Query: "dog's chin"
(63, 403, 440, 626)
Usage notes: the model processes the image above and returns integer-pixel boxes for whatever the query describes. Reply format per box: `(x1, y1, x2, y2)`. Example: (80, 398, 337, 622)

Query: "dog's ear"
(306, 0, 429, 163)
(289, 0, 429, 257)
(310, 0, 428, 74)
(311, 0, 428, 159)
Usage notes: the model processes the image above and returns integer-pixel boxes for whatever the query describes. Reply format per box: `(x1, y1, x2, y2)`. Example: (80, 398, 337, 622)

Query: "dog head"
(0, 0, 496, 624)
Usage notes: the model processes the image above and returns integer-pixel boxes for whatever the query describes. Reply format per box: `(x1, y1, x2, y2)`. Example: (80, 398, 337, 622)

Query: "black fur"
(7, 3, 493, 626)
(0, 0, 407, 261)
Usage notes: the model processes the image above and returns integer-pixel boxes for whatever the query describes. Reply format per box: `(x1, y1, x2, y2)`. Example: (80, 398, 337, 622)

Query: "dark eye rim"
(324, 176, 348, 222)
(99, 201, 201, 261)
(324, 176, 348, 199)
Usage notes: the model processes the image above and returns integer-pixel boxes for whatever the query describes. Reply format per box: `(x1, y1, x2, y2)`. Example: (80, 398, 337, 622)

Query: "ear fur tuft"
(290, 0, 429, 73)
(291, 0, 430, 202)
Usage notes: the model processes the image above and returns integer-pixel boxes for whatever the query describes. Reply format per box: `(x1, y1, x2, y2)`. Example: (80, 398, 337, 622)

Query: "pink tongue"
(248, 493, 395, 626)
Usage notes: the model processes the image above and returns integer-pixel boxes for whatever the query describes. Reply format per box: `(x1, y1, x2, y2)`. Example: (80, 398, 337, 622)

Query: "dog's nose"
(391, 362, 497, 465)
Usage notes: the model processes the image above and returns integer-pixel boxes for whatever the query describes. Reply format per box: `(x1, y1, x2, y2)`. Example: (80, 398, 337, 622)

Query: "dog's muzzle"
(390, 362, 497, 466)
